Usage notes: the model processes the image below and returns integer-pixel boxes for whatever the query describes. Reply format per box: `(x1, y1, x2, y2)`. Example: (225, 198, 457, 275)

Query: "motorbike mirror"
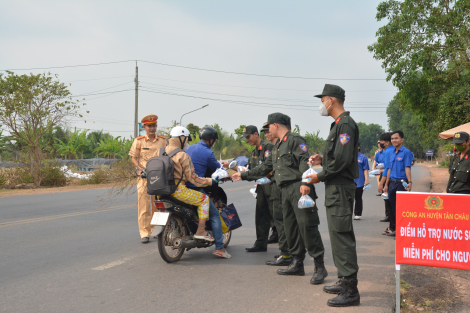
(228, 160, 237, 169)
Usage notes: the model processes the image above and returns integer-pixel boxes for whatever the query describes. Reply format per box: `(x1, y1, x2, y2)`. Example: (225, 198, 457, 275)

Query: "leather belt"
(390, 179, 408, 184)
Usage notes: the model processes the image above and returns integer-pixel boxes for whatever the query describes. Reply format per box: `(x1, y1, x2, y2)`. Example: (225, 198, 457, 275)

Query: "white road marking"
(92, 249, 158, 270)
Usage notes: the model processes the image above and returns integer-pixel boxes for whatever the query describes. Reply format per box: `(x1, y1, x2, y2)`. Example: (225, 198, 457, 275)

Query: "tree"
(94, 136, 123, 159)
(368, 0, 470, 131)
(357, 122, 385, 157)
(0, 72, 85, 185)
(234, 125, 246, 140)
(387, 95, 440, 158)
(186, 123, 200, 136)
(54, 128, 89, 159)
(304, 130, 326, 155)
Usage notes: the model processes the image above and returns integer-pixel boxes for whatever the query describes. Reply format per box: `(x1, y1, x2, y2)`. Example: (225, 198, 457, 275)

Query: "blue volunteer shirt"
(374, 149, 384, 165)
(388, 145, 413, 181)
(185, 141, 220, 188)
(382, 145, 395, 177)
(354, 152, 370, 188)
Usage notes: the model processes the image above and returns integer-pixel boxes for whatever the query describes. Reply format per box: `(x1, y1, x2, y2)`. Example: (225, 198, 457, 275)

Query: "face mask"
(319, 99, 332, 116)
(380, 143, 385, 149)
(455, 144, 467, 152)
(183, 143, 190, 150)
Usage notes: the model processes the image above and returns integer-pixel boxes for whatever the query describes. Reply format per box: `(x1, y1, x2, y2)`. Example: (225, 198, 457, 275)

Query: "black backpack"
(146, 147, 184, 196)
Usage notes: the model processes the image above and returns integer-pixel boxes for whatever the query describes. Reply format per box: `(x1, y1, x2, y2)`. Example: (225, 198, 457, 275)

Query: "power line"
(140, 75, 396, 92)
(1, 59, 386, 81)
(64, 76, 134, 83)
(140, 88, 386, 110)
(72, 89, 133, 98)
(140, 81, 389, 105)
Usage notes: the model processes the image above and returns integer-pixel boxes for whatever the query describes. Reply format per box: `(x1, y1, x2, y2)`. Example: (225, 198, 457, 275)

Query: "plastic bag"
(376, 163, 384, 169)
(302, 166, 317, 183)
(298, 195, 315, 209)
(249, 187, 257, 198)
(369, 169, 380, 177)
(255, 177, 271, 185)
(381, 193, 389, 200)
(363, 185, 370, 190)
(211, 168, 229, 181)
(237, 166, 249, 172)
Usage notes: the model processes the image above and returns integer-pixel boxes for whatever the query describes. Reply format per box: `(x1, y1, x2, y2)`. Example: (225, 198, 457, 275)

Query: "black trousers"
(354, 187, 364, 216)
(379, 173, 389, 217)
(388, 182, 406, 231)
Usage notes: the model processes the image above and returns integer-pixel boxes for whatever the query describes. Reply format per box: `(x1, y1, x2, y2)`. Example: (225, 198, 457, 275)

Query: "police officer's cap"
(452, 131, 470, 144)
(314, 84, 345, 101)
(265, 112, 291, 127)
(141, 114, 158, 125)
(260, 122, 269, 132)
(241, 125, 258, 138)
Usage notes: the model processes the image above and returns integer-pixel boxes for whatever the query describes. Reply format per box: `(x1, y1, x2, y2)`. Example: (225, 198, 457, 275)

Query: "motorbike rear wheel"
(157, 215, 187, 263)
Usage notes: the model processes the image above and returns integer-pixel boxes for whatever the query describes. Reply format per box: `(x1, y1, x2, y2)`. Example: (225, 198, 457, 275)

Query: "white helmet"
(170, 126, 192, 141)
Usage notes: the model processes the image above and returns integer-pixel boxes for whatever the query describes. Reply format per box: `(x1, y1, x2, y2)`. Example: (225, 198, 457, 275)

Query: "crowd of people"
(126, 83, 470, 309)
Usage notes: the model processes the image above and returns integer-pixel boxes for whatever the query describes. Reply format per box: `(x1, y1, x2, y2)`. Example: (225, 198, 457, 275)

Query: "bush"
(39, 162, 67, 187)
(85, 169, 109, 185)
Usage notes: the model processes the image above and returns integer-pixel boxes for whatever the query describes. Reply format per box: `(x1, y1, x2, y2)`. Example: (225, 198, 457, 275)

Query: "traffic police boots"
(324, 278, 360, 307)
(266, 255, 292, 266)
(276, 255, 305, 276)
(310, 256, 328, 284)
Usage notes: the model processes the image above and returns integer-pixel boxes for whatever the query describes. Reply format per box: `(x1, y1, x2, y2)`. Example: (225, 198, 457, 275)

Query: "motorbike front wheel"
(157, 215, 187, 263)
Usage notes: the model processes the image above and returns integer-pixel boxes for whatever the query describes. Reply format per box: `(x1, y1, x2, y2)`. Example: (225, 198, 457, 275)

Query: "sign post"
(396, 192, 470, 312)
(425, 149, 434, 162)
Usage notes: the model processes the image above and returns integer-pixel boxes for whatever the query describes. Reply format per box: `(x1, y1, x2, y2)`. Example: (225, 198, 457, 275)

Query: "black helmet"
(199, 126, 219, 141)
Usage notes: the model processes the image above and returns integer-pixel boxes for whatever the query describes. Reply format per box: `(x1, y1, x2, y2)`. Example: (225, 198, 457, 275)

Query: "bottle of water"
(255, 177, 271, 185)
(363, 185, 370, 190)
(402, 182, 408, 188)
(381, 193, 389, 200)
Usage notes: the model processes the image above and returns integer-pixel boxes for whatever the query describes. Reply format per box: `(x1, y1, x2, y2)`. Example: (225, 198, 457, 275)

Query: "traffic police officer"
(447, 131, 470, 194)
(128, 114, 167, 243)
(260, 123, 291, 266)
(306, 84, 360, 307)
(242, 125, 275, 252)
(233, 113, 327, 285)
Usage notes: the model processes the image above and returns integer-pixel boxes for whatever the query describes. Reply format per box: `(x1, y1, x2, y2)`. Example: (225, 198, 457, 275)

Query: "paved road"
(0, 165, 430, 313)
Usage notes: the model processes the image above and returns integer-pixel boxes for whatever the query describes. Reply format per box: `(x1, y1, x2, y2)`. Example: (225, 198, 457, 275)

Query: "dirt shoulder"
(401, 163, 470, 313)
(0, 182, 126, 198)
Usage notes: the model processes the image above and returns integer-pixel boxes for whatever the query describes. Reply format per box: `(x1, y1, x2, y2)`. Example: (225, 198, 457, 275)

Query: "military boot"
(266, 255, 292, 266)
(277, 255, 305, 276)
(310, 256, 328, 285)
(327, 278, 360, 307)
(323, 277, 346, 294)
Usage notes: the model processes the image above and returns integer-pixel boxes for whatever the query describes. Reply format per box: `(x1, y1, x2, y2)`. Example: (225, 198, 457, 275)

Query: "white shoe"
(354, 216, 361, 220)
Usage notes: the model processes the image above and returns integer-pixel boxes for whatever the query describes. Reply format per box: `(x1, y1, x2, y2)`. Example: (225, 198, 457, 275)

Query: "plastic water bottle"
(255, 177, 270, 184)
(402, 182, 408, 188)
(381, 193, 389, 200)
(363, 185, 370, 190)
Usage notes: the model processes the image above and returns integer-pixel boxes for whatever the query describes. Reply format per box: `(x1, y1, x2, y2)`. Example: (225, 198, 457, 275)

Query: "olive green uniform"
(248, 140, 275, 249)
(316, 111, 359, 278)
(270, 175, 289, 256)
(242, 132, 324, 259)
(447, 150, 470, 194)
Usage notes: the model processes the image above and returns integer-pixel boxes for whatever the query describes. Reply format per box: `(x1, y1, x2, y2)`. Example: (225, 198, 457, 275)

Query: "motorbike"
(153, 162, 237, 263)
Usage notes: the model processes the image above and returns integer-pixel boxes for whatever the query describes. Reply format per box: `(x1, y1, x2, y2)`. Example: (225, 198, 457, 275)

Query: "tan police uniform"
(128, 114, 167, 239)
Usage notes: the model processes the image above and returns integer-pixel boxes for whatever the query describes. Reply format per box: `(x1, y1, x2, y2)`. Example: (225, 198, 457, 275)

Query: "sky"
(0, 0, 396, 139)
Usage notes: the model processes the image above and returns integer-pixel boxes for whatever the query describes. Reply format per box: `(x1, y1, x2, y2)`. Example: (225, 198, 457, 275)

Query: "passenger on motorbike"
(157, 126, 217, 242)
(186, 126, 231, 258)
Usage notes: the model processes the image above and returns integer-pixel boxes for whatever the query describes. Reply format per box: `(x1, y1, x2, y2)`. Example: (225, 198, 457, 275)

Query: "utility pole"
(134, 61, 139, 138)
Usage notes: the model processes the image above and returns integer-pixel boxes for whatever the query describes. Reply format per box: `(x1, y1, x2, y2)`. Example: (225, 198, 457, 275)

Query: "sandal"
(213, 250, 232, 259)
(382, 227, 392, 235)
(194, 232, 214, 242)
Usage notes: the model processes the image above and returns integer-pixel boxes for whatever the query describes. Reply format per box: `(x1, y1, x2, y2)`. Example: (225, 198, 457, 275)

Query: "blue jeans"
(200, 189, 224, 250)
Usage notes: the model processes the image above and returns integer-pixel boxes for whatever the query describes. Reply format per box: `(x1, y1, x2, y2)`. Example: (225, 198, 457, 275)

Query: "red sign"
(396, 192, 470, 270)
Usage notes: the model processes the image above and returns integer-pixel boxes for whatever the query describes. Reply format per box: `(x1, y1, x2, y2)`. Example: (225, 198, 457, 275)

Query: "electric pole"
(134, 61, 139, 138)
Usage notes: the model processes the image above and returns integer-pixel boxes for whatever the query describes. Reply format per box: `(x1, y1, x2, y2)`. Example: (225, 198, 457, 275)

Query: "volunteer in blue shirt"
(185, 126, 231, 258)
(383, 131, 413, 237)
(378, 132, 395, 226)
(353, 144, 370, 220)
(373, 142, 384, 196)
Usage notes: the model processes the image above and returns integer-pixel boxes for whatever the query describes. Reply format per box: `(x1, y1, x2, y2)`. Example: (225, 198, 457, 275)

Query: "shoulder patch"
(339, 133, 350, 145)
(265, 150, 271, 158)
(299, 143, 308, 152)
(157, 135, 166, 139)
(136, 135, 145, 140)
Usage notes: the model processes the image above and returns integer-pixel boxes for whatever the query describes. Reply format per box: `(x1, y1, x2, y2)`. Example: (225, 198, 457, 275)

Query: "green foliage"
(357, 122, 385, 157)
(85, 169, 109, 184)
(189, 133, 200, 145)
(304, 130, 326, 155)
(0, 71, 85, 185)
(186, 123, 200, 136)
(54, 128, 89, 159)
(94, 136, 124, 159)
(387, 95, 441, 158)
(368, 0, 470, 131)
(39, 161, 67, 187)
(234, 125, 246, 140)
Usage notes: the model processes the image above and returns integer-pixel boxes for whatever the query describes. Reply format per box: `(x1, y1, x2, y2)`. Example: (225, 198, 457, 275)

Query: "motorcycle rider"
(154, 126, 217, 242)
(186, 126, 231, 258)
